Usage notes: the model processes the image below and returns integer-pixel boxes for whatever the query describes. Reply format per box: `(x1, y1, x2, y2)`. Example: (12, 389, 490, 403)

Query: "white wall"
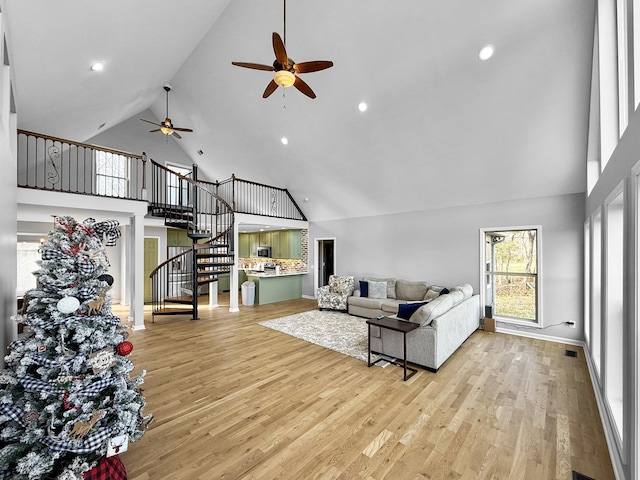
(307, 192, 584, 342)
(87, 109, 196, 174)
(0, 3, 18, 360)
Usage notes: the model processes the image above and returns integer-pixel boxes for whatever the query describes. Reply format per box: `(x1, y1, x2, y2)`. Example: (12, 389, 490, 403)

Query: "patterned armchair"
(317, 275, 355, 311)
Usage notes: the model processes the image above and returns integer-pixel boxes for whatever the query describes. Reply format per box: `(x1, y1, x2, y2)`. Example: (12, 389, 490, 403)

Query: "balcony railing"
(17, 129, 147, 201)
(215, 174, 307, 221)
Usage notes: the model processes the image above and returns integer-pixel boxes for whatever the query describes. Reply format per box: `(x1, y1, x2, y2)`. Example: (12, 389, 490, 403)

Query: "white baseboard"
(494, 325, 583, 347)
(302, 294, 315, 300)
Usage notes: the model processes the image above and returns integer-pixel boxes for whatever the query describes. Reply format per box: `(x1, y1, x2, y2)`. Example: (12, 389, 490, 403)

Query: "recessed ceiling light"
(358, 102, 368, 112)
(478, 45, 495, 61)
(281, 137, 288, 145)
(91, 62, 104, 72)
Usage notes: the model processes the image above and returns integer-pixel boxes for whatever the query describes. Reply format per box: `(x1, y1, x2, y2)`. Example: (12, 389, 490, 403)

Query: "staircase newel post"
(191, 163, 199, 320)
(141, 152, 148, 200)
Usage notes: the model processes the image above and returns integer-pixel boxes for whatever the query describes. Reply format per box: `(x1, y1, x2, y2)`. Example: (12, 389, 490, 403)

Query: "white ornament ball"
(57, 296, 80, 314)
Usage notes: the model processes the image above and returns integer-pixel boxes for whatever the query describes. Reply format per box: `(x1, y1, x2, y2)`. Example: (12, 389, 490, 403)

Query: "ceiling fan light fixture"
(274, 70, 295, 87)
(160, 126, 174, 135)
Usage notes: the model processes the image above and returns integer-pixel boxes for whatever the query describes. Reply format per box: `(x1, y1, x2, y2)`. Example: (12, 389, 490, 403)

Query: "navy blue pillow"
(397, 301, 429, 320)
(440, 288, 450, 295)
(359, 280, 369, 297)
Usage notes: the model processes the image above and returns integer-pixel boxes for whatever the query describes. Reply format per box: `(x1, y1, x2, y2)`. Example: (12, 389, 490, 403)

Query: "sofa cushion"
(395, 280, 429, 301)
(398, 301, 429, 320)
(448, 289, 465, 306)
(381, 301, 403, 313)
(409, 294, 454, 326)
(453, 283, 473, 299)
(368, 280, 387, 299)
(359, 280, 369, 297)
(348, 295, 387, 310)
(367, 277, 397, 299)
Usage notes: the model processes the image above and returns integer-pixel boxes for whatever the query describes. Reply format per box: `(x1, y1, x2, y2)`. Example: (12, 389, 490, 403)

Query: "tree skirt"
(83, 456, 126, 480)
(259, 310, 380, 362)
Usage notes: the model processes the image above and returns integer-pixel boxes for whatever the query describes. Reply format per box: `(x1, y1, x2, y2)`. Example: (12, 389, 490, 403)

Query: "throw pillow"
(440, 287, 450, 295)
(359, 280, 369, 298)
(398, 301, 428, 320)
(395, 280, 429, 301)
(368, 277, 397, 299)
(368, 280, 387, 299)
(424, 289, 440, 301)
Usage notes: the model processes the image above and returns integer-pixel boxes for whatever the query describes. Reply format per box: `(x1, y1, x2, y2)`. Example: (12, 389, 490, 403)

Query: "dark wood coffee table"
(366, 316, 420, 381)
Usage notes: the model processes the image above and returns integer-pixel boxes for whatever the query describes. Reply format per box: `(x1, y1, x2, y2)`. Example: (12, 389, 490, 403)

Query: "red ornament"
(116, 341, 133, 356)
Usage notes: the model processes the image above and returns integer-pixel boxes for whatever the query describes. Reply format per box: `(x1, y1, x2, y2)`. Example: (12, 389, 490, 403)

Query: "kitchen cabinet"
(259, 231, 271, 246)
(239, 230, 302, 259)
(217, 273, 230, 293)
(271, 229, 301, 259)
(239, 234, 250, 258)
(167, 229, 191, 247)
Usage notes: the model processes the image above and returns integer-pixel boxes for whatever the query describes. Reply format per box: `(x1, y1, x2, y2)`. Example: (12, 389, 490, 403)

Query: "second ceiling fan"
(232, 0, 333, 99)
(140, 85, 193, 139)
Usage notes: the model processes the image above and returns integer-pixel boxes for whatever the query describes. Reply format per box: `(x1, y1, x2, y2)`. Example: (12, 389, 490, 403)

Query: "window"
(166, 163, 191, 207)
(584, 219, 591, 347)
(95, 151, 128, 197)
(605, 187, 624, 445)
(481, 227, 540, 326)
(592, 209, 603, 378)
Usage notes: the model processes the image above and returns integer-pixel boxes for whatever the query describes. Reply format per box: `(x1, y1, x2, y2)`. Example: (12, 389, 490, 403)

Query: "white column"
(120, 225, 130, 307)
(129, 213, 145, 330)
(229, 224, 239, 312)
(208, 280, 219, 308)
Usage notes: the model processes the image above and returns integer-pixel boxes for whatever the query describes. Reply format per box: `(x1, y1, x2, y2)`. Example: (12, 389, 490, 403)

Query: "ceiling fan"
(140, 85, 193, 139)
(231, 0, 333, 99)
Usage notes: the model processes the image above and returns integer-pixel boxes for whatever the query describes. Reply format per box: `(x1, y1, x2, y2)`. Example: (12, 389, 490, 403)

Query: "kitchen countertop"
(245, 271, 307, 278)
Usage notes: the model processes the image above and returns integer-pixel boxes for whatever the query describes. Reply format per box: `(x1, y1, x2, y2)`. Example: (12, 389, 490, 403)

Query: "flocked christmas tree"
(0, 216, 152, 479)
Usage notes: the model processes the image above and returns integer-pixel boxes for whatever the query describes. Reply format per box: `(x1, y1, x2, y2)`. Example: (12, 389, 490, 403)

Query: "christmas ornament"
(98, 274, 114, 286)
(89, 347, 115, 374)
(57, 296, 80, 314)
(68, 409, 105, 440)
(22, 411, 38, 423)
(62, 391, 81, 411)
(106, 434, 129, 457)
(116, 341, 133, 356)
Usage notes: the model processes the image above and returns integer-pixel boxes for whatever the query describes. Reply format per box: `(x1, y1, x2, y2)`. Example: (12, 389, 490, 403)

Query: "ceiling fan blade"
(232, 61, 275, 71)
(172, 131, 182, 139)
(272, 32, 288, 65)
(293, 76, 316, 99)
(141, 118, 162, 127)
(294, 60, 334, 74)
(149, 129, 161, 133)
(263, 79, 279, 98)
(173, 127, 193, 132)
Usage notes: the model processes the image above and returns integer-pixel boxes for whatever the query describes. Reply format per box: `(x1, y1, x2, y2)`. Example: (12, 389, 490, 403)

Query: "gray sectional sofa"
(347, 278, 480, 371)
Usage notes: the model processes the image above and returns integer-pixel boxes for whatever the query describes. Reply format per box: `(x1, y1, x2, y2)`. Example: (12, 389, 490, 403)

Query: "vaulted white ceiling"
(4, 0, 595, 222)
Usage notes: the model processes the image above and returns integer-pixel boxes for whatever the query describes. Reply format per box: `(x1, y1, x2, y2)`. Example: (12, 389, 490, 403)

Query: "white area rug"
(259, 310, 381, 363)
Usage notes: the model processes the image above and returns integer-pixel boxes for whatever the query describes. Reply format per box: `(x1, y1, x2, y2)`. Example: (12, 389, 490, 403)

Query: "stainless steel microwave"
(257, 246, 271, 257)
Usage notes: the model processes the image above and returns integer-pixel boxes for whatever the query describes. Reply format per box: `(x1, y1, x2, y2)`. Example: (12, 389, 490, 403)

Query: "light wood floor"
(115, 295, 614, 480)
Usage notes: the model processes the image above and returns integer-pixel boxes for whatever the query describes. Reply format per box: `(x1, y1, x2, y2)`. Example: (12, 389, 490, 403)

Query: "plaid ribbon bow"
(90, 219, 121, 247)
(0, 403, 26, 426)
(42, 426, 113, 453)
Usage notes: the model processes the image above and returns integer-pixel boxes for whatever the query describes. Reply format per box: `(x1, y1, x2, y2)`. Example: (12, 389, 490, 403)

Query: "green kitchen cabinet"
(217, 273, 230, 292)
(167, 228, 191, 247)
(239, 234, 250, 258)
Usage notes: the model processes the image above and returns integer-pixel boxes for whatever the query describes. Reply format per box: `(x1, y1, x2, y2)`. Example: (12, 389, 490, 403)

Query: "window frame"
(94, 150, 130, 198)
(479, 226, 543, 328)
